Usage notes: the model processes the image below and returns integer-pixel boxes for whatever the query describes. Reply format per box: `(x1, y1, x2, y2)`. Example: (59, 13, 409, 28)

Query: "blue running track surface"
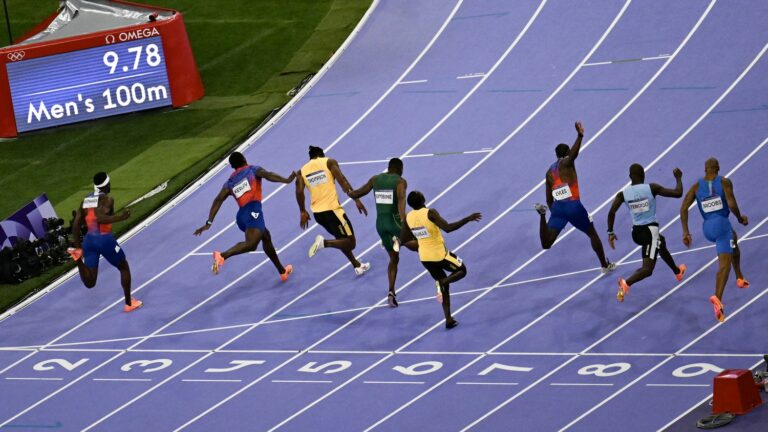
(1, 1, 767, 430)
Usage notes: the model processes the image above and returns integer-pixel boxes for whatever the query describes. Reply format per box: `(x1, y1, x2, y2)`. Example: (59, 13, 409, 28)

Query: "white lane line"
(398, 79, 428, 85)
(92, 378, 152, 382)
(181, 379, 243, 383)
(271, 380, 333, 384)
(337, 148, 493, 166)
(550, 383, 614, 387)
(5, 377, 63, 381)
(190, 251, 264, 256)
(657, 394, 712, 432)
(645, 384, 709, 387)
(363, 381, 425, 385)
(583, 54, 671, 67)
(456, 73, 486, 79)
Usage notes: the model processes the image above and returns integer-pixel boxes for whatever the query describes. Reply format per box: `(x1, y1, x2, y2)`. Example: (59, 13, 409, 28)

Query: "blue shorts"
(82, 233, 126, 269)
(548, 200, 594, 234)
(703, 216, 733, 254)
(236, 201, 266, 233)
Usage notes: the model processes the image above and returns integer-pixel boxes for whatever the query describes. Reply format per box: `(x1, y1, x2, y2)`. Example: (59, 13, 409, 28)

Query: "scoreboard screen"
(6, 36, 172, 132)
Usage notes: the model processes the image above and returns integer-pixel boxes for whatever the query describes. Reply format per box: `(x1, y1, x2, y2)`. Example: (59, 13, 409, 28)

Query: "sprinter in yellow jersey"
(400, 191, 481, 329)
(295, 146, 371, 276)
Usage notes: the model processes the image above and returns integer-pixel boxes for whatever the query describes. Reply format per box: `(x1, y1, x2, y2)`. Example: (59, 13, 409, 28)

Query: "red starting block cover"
(712, 369, 763, 415)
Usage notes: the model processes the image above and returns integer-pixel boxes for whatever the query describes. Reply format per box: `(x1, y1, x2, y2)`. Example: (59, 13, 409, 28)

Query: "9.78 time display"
(6, 36, 171, 132)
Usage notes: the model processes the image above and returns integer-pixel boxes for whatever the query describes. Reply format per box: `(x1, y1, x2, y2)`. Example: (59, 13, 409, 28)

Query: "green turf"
(0, 0, 372, 312)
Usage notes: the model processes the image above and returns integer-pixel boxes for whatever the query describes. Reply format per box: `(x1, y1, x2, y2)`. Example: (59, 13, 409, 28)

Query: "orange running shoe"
(709, 295, 725, 322)
(124, 298, 143, 313)
(280, 264, 293, 282)
(435, 281, 443, 304)
(67, 247, 82, 261)
(212, 251, 225, 274)
(617, 278, 630, 302)
(675, 264, 687, 282)
(736, 278, 750, 289)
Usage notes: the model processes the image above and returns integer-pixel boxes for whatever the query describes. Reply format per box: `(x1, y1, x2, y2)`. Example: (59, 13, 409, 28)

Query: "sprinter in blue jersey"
(607, 165, 686, 302)
(68, 172, 142, 312)
(680, 158, 749, 322)
(194, 152, 295, 281)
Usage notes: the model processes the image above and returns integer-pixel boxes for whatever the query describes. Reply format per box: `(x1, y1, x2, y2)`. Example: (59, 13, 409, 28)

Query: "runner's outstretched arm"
(606, 192, 624, 250)
(428, 209, 482, 233)
(680, 183, 698, 247)
(650, 168, 683, 198)
(348, 176, 375, 199)
(95, 196, 130, 225)
(565, 121, 585, 164)
(722, 177, 748, 225)
(295, 173, 311, 229)
(328, 158, 367, 216)
(256, 167, 296, 184)
(396, 178, 408, 222)
(194, 188, 229, 235)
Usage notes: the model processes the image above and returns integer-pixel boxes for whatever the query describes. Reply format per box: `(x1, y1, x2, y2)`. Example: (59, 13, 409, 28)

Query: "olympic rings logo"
(7, 51, 26, 62)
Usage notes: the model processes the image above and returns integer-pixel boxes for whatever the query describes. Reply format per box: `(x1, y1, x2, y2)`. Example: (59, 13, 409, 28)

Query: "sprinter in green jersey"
(349, 158, 407, 307)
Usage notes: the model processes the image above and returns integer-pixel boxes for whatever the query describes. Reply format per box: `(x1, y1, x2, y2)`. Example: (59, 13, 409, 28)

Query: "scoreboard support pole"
(2, 0, 11, 46)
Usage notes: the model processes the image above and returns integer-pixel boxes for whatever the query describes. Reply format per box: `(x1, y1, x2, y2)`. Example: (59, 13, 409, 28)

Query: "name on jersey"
(702, 195, 724, 213)
(232, 178, 251, 199)
(628, 198, 650, 214)
(375, 190, 394, 205)
(306, 170, 329, 186)
(411, 226, 430, 239)
(83, 196, 99, 209)
(552, 184, 572, 201)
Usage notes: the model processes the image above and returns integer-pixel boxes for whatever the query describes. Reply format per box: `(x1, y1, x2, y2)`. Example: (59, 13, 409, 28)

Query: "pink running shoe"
(617, 278, 630, 302)
(280, 264, 293, 282)
(709, 295, 725, 322)
(124, 298, 143, 313)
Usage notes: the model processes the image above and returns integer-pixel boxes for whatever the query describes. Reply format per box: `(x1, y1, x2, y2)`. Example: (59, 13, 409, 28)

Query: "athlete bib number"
(552, 184, 572, 201)
(628, 198, 650, 214)
(375, 190, 394, 205)
(411, 227, 430, 239)
(232, 178, 251, 199)
(306, 170, 329, 187)
(83, 196, 99, 209)
(701, 195, 724, 213)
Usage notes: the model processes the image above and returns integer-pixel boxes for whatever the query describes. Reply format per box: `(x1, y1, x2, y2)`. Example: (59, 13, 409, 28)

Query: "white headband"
(94, 175, 110, 193)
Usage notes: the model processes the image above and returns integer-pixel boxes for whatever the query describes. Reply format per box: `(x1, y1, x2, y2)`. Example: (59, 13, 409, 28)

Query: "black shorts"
(421, 251, 465, 281)
(631, 223, 663, 260)
(314, 208, 354, 239)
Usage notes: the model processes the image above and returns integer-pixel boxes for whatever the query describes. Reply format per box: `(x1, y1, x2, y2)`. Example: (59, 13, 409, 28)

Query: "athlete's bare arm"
(428, 209, 482, 233)
(72, 206, 84, 248)
(256, 167, 296, 184)
(396, 178, 408, 222)
(400, 218, 418, 251)
(722, 177, 748, 225)
(650, 168, 683, 198)
(606, 192, 624, 250)
(328, 158, 367, 216)
(545, 170, 554, 208)
(680, 183, 698, 247)
(295, 173, 311, 229)
(194, 187, 229, 236)
(348, 176, 375, 200)
(565, 121, 585, 163)
(95, 196, 130, 225)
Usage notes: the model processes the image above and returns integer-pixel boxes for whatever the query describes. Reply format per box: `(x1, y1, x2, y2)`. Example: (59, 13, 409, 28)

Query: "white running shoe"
(354, 262, 371, 276)
(534, 203, 548, 215)
(392, 236, 400, 253)
(601, 262, 617, 274)
(309, 235, 324, 258)
(435, 281, 443, 304)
